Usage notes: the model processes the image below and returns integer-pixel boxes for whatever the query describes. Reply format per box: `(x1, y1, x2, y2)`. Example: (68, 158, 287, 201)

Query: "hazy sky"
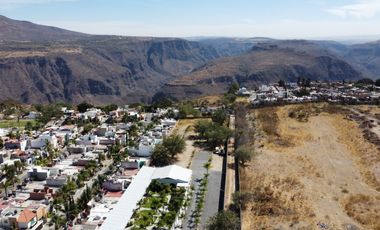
(0, 0, 380, 38)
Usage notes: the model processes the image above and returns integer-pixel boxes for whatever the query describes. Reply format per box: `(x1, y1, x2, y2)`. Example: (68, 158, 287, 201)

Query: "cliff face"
(0, 15, 379, 104)
(162, 42, 362, 100)
(0, 38, 220, 104)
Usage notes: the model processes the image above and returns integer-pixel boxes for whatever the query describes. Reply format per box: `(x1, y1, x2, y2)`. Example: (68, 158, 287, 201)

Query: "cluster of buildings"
(237, 81, 380, 106)
(0, 104, 191, 229)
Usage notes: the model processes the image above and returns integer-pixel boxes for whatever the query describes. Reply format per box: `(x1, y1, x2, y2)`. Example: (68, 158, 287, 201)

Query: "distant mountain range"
(0, 15, 379, 104)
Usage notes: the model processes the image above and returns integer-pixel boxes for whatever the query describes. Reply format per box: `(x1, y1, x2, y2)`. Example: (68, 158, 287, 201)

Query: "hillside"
(347, 40, 380, 78)
(1, 16, 380, 104)
(163, 41, 362, 100)
(0, 37, 220, 104)
(194, 37, 274, 56)
(0, 15, 88, 41)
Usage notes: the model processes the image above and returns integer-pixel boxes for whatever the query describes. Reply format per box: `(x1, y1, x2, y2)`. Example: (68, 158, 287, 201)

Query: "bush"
(206, 210, 240, 230)
(178, 103, 200, 118)
(235, 146, 255, 166)
(212, 109, 227, 125)
(77, 101, 93, 113)
(375, 79, 380, 87)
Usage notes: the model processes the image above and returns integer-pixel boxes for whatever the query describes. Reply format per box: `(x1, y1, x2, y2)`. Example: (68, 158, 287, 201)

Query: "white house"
(26, 112, 40, 120)
(28, 167, 50, 181)
(30, 134, 58, 149)
(46, 175, 67, 187)
(129, 136, 161, 157)
(76, 135, 99, 146)
(102, 178, 129, 192)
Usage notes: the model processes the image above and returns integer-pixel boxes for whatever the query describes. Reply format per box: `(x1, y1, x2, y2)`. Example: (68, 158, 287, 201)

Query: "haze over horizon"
(0, 0, 380, 40)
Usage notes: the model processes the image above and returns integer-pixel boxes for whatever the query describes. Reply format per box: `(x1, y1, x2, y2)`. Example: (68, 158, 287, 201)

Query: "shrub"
(206, 210, 240, 230)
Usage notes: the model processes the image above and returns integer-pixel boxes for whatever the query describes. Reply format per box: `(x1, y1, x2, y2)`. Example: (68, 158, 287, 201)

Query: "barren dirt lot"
(241, 104, 380, 230)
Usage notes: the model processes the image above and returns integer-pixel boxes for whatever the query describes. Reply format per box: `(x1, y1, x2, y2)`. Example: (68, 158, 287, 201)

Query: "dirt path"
(172, 119, 202, 168)
(224, 115, 236, 210)
(241, 105, 380, 230)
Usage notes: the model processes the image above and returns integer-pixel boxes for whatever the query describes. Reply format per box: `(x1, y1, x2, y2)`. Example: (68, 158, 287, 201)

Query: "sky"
(0, 0, 380, 39)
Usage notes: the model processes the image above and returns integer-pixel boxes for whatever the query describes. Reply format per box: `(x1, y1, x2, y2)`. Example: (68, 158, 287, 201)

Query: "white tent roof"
(100, 166, 155, 230)
(152, 165, 192, 184)
(100, 165, 192, 230)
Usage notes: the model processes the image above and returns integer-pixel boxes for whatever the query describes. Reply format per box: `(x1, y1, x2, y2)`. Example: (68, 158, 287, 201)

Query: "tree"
(232, 191, 253, 210)
(178, 103, 200, 119)
(150, 144, 172, 167)
(278, 80, 286, 88)
(194, 121, 231, 148)
(228, 82, 240, 94)
(357, 78, 374, 85)
(102, 104, 118, 113)
(82, 123, 94, 135)
(375, 78, 380, 87)
(235, 146, 254, 166)
(123, 114, 139, 123)
(206, 210, 240, 230)
(161, 135, 186, 159)
(14, 160, 26, 174)
(77, 102, 93, 113)
(151, 94, 173, 108)
(194, 120, 210, 139)
(0, 181, 10, 197)
(36, 104, 64, 124)
(7, 131, 15, 139)
(222, 93, 237, 106)
(25, 121, 33, 131)
(203, 161, 211, 175)
(2, 165, 20, 193)
(212, 109, 227, 125)
(128, 124, 139, 138)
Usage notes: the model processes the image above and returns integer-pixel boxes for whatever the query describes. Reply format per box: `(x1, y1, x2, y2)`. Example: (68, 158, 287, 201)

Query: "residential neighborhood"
(245, 79, 380, 106)
(0, 79, 379, 230)
(0, 102, 197, 229)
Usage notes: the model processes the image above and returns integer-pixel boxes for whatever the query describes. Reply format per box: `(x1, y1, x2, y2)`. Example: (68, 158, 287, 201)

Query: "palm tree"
(0, 181, 9, 197)
(44, 140, 57, 165)
(203, 161, 211, 175)
(14, 161, 26, 174)
(1, 165, 20, 193)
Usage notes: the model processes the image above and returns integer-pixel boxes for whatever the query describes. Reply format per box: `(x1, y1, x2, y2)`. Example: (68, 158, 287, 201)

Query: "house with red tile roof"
(16, 208, 37, 229)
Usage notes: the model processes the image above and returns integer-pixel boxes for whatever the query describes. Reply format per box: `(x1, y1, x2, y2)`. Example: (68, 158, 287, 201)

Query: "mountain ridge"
(0, 16, 379, 104)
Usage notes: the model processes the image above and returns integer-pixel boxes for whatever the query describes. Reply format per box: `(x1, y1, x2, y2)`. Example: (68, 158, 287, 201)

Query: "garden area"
(127, 180, 189, 230)
(0, 119, 38, 129)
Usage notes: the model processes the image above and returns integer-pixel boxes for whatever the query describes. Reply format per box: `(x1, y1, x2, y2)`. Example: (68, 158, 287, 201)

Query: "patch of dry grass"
(240, 171, 314, 230)
(191, 95, 223, 106)
(331, 114, 380, 191)
(344, 194, 380, 230)
(287, 103, 348, 122)
(256, 107, 279, 137)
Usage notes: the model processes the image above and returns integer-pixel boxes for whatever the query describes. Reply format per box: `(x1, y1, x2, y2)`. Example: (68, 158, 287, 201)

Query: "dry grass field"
(240, 103, 380, 230)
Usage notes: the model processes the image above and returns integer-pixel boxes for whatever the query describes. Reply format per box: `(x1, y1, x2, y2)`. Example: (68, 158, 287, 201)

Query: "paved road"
(182, 150, 224, 230)
(200, 154, 223, 228)
(73, 159, 113, 200)
(183, 150, 210, 230)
